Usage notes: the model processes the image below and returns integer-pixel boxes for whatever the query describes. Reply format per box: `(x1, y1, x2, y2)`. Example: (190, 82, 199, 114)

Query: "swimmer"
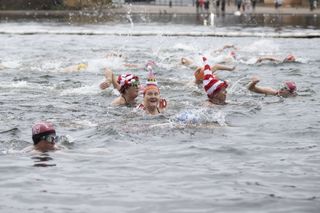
(63, 63, 88, 72)
(31, 122, 60, 153)
(181, 56, 235, 84)
(256, 54, 296, 64)
(213, 44, 238, 54)
(100, 68, 140, 106)
(247, 76, 297, 97)
(194, 63, 235, 84)
(106, 51, 139, 68)
(106, 51, 124, 59)
(136, 69, 167, 115)
(202, 57, 229, 105)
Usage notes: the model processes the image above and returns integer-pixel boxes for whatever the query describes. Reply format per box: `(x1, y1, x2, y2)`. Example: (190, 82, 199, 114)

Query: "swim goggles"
(130, 79, 140, 88)
(41, 134, 57, 144)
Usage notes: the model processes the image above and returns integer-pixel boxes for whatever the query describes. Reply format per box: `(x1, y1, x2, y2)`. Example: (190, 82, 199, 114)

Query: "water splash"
(125, 4, 134, 29)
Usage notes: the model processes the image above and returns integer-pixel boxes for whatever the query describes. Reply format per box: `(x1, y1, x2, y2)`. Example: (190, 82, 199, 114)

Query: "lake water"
(0, 13, 320, 213)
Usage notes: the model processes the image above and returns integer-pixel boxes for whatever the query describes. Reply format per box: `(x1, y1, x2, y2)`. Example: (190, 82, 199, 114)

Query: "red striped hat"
(202, 57, 228, 97)
(117, 73, 139, 93)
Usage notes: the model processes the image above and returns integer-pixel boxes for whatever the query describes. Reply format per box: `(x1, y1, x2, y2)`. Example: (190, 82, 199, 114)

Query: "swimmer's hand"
(159, 98, 167, 109)
(251, 76, 260, 85)
(99, 78, 112, 90)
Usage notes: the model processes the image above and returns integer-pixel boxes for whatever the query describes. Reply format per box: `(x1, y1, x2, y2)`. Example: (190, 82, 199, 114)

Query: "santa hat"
(202, 57, 228, 98)
(117, 73, 139, 93)
(145, 60, 157, 71)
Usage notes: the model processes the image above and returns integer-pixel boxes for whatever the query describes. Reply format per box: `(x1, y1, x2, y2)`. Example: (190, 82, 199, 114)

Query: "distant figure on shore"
(204, 0, 210, 12)
(310, 0, 318, 11)
(251, 0, 256, 11)
(236, 0, 243, 11)
(274, 0, 282, 9)
(248, 76, 297, 97)
(100, 68, 140, 107)
(196, 0, 200, 13)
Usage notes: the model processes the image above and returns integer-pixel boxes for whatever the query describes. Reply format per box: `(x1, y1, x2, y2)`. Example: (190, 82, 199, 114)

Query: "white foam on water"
(60, 84, 101, 96)
(245, 39, 280, 55)
(0, 81, 46, 90)
(173, 108, 227, 127)
(1, 60, 21, 69)
(172, 43, 197, 51)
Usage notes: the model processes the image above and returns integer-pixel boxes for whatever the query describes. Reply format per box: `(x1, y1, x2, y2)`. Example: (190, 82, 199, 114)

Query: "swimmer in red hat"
(248, 76, 297, 97)
(31, 122, 59, 152)
(202, 57, 229, 105)
(100, 68, 140, 107)
(181, 57, 235, 84)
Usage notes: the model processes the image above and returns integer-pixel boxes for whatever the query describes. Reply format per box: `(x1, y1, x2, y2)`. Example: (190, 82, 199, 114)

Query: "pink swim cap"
(32, 122, 56, 145)
(285, 54, 295, 62)
(283, 81, 297, 93)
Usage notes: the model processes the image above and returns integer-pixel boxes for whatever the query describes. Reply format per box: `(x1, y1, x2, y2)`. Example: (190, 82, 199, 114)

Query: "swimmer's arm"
(256, 56, 281, 63)
(100, 68, 120, 91)
(123, 63, 139, 68)
(211, 64, 235, 72)
(111, 97, 123, 106)
(214, 44, 237, 53)
(247, 77, 278, 95)
(181, 57, 194, 66)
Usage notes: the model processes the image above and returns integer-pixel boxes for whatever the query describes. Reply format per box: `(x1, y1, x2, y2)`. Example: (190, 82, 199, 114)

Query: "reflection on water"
(32, 153, 56, 167)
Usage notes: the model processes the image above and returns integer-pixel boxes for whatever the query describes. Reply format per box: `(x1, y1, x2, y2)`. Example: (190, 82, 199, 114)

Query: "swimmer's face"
(211, 87, 227, 104)
(278, 88, 296, 97)
(144, 88, 160, 107)
(126, 85, 139, 99)
(284, 55, 295, 62)
(36, 134, 56, 152)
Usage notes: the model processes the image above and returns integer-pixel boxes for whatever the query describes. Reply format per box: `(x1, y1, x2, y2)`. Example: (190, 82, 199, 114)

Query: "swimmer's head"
(229, 51, 236, 59)
(32, 122, 56, 145)
(279, 81, 297, 97)
(202, 57, 228, 103)
(194, 67, 204, 82)
(117, 73, 140, 94)
(77, 63, 88, 71)
(205, 79, 228, 99)
(283, 54, 296, 62)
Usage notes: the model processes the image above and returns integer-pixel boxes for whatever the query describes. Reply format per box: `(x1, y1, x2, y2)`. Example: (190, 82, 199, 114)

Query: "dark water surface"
(0, 20, 320, 212)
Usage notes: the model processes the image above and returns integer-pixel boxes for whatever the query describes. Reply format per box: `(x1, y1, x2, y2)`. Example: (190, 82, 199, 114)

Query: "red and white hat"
(117, 73, 139, 93)
(202, 57, 228, 98)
